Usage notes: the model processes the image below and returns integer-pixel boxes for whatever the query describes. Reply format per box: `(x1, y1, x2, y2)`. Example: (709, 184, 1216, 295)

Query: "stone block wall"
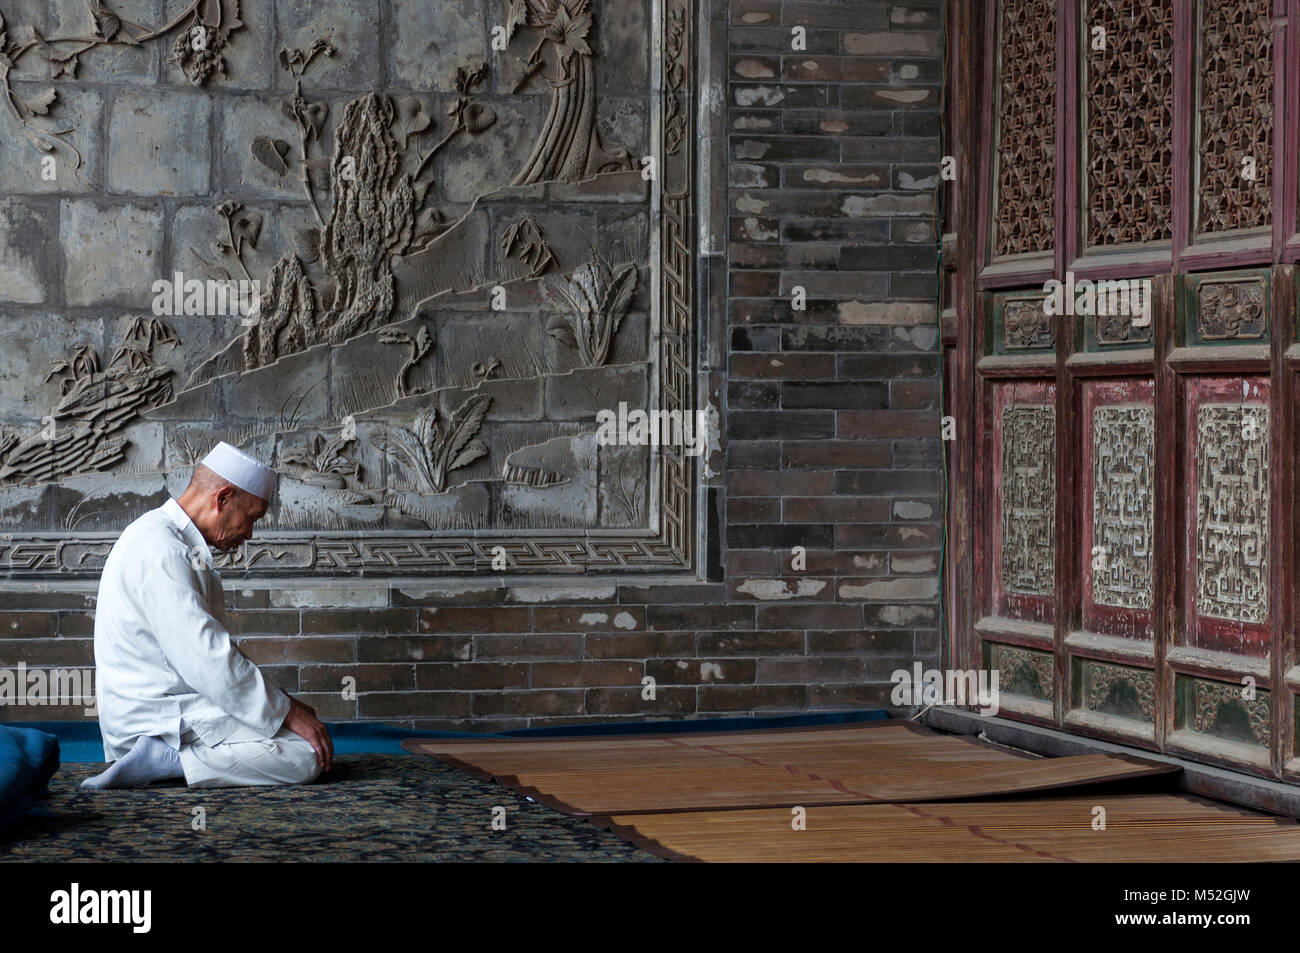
(0, 0, 944, 729)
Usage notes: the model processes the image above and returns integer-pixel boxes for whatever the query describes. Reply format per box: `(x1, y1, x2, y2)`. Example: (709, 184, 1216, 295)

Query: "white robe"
(93, 497, 293, 768)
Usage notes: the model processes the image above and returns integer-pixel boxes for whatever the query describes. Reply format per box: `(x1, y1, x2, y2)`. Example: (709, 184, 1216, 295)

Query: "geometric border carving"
(1000, 404, 1055, 596)
(1195, 403, 1269, 624)
(1092, 405, 1154, 609)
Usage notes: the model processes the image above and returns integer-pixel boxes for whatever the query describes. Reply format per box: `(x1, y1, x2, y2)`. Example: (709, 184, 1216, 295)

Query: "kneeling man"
(83, 441, 333, 790)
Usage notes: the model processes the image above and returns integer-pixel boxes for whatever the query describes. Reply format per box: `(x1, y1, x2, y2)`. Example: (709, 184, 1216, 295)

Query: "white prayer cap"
(199, 441, 277, 501)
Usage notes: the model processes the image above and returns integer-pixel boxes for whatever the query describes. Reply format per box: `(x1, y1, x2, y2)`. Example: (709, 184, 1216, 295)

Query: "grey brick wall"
(0, 0, 944, 729)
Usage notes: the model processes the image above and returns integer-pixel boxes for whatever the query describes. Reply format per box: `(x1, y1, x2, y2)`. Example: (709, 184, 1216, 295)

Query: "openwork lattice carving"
(1001, 404, 1055, 596)
(993, 0, 1056, 257)
(1084, 0, 1174, 246)
(1092, 405, 1153, 609)
(1003, 299, 1054, 350)
(1192, 680, 1270, 746)
(1083, 663, 1155, 719)
(1197, 278, 1267, 340)
(1196, 404, 1269, 623)
(1198, 0, 1273, 233)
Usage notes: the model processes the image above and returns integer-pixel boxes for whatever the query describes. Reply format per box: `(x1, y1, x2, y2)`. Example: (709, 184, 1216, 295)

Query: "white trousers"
(177, 723, 322, 789)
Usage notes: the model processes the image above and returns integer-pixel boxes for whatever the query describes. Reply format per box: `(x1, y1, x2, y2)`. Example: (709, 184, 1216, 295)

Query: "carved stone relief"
(1196, 404, 1269, 624)
(1084, 0, 1174, 246)
(1198, 0, 1273, 233)
(1002, 299, 1053, 350)
(1000, 404, 1055, 596)
(1197, 278, 1267, 340)
(993, 0, 1056, 257)
(1092, 405, 1154, 609)
(0, 0, 697, 578)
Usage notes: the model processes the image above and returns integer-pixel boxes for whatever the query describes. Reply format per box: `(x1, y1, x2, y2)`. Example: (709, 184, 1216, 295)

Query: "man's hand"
(283, 695, 333, 773)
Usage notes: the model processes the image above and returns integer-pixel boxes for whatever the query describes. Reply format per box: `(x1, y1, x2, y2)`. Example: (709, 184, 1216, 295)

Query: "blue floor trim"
(7, 710, 889, 761)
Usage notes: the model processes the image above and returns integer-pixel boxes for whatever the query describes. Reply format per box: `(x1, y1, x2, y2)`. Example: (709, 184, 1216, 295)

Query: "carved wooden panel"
(1000, 404, 1055, 596)
(1075, 658, 1155, 722)
(1002, 299, 1054, 350)
(1179, 675, 1271, 748)
(1184, 377, 1271, 658)
(1092, 406, 1154, 610)
(992, 0, 1056, 258)
(1197, 277, 1268, 340)
(1083, 0, 1174, 246)
(1093, 313, 1152, 348)
(1196, 404, 1269, 623)
(987, 642, 1054, 701)
(1082, 379, 1155, 640)
(1197, 0, 1274, 234)
(989, 380, 1056, 625)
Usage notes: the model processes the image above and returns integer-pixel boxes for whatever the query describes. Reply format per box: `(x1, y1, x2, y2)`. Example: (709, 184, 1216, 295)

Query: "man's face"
(211, 487, 268, 552)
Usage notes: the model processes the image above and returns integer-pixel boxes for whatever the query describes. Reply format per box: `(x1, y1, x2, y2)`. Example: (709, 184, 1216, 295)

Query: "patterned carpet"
(0, 754, 665, 862)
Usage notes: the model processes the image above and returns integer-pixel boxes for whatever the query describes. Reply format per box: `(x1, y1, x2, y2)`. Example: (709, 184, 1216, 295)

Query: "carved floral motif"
(1197, 279, 1267, 340)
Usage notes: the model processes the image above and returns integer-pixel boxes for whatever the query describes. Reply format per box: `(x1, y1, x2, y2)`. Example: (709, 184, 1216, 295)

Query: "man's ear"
(214, 484, 237, 513)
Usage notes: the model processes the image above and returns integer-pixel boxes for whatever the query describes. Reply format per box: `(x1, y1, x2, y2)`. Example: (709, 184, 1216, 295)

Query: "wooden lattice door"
(948, 0, 1300, 781)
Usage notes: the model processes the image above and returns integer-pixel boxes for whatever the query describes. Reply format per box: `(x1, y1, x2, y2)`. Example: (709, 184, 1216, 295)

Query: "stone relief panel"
(1083, 0, 1174, 247)
(1196, 404, 1269, 624)
(1000, 404, 1055, 596)
(0, 0, 698, 578)
(1092, 405, 1153, 610)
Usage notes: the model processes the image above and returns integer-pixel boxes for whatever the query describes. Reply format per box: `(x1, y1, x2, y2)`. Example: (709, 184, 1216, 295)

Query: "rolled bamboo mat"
(402, 720, 1178, 815)
(592, 793, 1300, 863)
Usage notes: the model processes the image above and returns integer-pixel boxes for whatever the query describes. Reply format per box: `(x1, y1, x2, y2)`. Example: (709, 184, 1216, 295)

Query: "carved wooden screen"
(955, 0, 1300, 782)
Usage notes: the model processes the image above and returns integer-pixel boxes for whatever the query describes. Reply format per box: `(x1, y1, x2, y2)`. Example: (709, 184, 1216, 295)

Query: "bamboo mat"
(402, 720, 1178, 815)
(591, 793, 1300, 862)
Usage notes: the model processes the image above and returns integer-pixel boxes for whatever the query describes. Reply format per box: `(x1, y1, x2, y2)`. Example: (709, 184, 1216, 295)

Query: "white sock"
(81, 735, 184, 790)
